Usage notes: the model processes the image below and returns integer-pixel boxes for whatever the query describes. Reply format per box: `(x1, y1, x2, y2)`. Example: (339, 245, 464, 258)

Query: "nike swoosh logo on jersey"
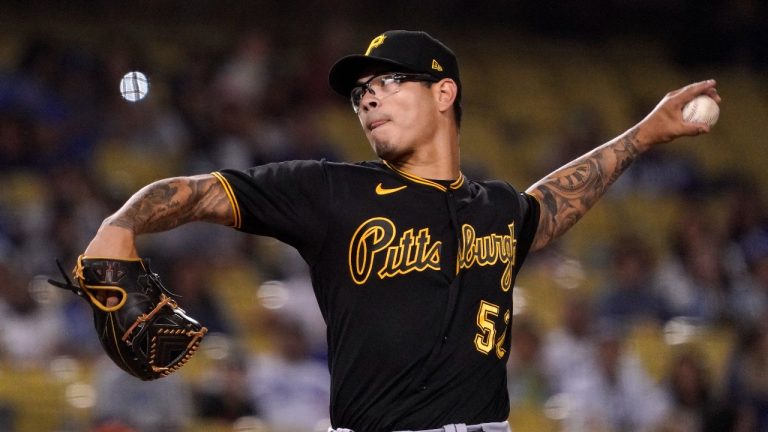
(375, 183, 408, 195)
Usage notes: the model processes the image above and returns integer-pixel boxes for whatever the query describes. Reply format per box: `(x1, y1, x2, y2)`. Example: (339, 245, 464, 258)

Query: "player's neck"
(388, 136, 460, 181)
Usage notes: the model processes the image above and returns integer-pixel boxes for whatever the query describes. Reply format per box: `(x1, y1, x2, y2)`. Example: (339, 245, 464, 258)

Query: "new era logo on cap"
(328, 30, 461, 103)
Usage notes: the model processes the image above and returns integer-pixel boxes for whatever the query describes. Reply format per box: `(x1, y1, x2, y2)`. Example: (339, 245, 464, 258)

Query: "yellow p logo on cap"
(365, 35, 387, 56)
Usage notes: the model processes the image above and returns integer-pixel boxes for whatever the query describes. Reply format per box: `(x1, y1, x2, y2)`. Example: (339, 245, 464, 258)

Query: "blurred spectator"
(0, 38, 99, 170)
(724, 177, 768, 249)
(595, 233, 672, 327)
(57, 293, 104, 360)
(255, 243, 328, 359)
(45, 166, 111, 263)
(208, 31, 276, 170)
(730, 229, 768, 329)
(163, 253, 236, 335)
(168, 49, 219, 172)
(612, 147, 703, 198)
(542, 293, 596, 393)
(248, 315, 330, 431)
(724, 317, 768, 432)
(506, 317, 552, 409)
(293, 18, 355, 106)
(722, 177, 768, 281)
(193, 353, 259, 423)
(0, 110, 35, 169)
(560, 324, 669, 432)
(546, 106, 607, 170)
(656, 348, 735, 432)
(0, 263, 63, 367)
(274, 107, 344, 162)
(656, 200, 738, 325)
(212, 31, 272, 111)
(91, 356, 194, 432)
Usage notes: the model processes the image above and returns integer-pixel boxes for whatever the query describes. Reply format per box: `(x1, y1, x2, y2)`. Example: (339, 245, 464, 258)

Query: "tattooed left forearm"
(527, 128, 641, 250)
(104, 175, 232, 235)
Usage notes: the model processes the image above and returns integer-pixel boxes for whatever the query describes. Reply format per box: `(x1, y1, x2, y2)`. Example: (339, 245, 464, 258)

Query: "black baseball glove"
(49, 256, 208, 380)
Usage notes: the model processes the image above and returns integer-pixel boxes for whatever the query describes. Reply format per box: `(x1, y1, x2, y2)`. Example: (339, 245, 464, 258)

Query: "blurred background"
(1, 1, 767, 431)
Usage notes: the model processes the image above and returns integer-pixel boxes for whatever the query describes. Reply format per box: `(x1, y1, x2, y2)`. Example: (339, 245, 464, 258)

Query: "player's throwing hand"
(633, 79, 721, 149)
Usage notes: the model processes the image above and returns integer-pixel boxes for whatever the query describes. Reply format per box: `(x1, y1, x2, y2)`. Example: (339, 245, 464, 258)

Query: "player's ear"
(434, 78, 458, 113)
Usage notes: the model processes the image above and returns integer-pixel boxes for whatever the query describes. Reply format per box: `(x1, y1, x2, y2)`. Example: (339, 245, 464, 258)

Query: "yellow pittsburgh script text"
(348, 218, 517, 289)
(348, 217, 441, 284)
(458, 223, 516, 292)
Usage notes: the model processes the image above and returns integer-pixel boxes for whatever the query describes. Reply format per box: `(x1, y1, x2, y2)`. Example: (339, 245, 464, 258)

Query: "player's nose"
(360, 91, 378, 112)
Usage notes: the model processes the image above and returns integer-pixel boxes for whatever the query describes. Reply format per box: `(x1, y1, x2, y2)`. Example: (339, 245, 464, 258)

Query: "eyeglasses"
(350, 73, 438, 113)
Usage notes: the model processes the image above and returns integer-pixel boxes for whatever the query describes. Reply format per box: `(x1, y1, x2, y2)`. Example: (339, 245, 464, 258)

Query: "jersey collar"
(382, 160, 465, 192)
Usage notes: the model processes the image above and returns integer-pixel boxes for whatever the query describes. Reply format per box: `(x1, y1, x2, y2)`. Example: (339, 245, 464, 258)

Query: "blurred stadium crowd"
(1, 2, 768, 432)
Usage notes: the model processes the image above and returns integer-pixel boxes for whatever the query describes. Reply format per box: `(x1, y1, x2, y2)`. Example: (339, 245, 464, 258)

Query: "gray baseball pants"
(329, 420, 511, 432)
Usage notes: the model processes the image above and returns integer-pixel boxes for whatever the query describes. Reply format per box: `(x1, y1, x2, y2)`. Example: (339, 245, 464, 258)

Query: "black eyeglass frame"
(350, 72, 439, 113)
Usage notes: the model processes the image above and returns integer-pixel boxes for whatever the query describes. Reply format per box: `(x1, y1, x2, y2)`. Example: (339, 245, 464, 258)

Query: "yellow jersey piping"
(211, 171, 242, 229)
(382, 161, 465, 192)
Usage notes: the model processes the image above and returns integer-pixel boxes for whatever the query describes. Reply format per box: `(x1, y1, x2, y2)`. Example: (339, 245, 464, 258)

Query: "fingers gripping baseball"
(636, 80, 720, 148)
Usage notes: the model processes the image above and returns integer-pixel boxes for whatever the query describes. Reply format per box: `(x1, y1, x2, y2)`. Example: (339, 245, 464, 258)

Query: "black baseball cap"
(329, 30, 461, 103)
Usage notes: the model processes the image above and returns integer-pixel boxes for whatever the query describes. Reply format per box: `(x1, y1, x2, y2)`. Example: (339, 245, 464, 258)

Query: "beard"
(373, 140, 394, 159)
(371, 139, 412, 163)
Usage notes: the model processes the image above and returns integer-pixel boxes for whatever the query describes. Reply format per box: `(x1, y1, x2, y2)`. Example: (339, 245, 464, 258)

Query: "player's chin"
(368, 135, 384, 153)
(372, 141, 399, 161)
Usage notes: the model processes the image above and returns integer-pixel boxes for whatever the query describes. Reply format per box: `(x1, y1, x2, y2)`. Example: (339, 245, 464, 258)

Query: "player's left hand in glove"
(49, 255, 208, 380)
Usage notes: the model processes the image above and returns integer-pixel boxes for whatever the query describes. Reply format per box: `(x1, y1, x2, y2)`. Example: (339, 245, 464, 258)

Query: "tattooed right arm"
(84, 174, 233, 257)
(524, 79, 720, 252)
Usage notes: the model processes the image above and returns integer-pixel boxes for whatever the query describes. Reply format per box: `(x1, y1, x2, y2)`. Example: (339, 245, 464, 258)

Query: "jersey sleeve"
(514, 191, 540, 270)
(212, 160, 330, 260)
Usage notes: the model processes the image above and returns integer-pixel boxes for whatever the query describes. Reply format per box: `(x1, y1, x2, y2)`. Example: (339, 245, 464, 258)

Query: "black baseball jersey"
(213, 159, 539, 431)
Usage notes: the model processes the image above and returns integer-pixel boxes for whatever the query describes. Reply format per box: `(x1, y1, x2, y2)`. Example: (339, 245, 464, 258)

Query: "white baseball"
(119, 71, 150, 102)
(682, 95, 719, 127)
